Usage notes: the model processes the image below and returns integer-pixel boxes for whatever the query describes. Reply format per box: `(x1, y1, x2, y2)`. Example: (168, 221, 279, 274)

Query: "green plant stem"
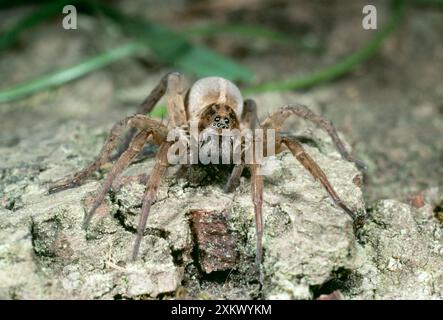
(0, 0, 252, 103)
(244, 0, 406, 94)
(0, 0, 406, 104)
(0, 42, 144, 103)
(90, 1, 253, 82)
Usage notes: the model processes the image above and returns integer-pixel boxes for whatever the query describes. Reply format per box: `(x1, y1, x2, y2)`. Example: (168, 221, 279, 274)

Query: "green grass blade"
(245, 0, 406, 93)
(173, 45, 253, 81)
(0, 0, 253, 103)
(0, 42, 144, 103)
(0, 0, 407, 105)
(92, 2, 254, 83)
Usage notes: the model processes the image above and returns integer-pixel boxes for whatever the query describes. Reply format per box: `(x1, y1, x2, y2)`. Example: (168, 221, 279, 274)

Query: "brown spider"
(49, 72, 365, 281)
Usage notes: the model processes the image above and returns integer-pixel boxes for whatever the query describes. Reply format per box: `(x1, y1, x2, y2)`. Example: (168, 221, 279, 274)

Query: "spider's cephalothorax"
(49, 72, 366, 284)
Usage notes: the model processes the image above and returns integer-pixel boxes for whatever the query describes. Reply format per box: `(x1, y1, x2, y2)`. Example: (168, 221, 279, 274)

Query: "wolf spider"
(49, 72, 365, 281)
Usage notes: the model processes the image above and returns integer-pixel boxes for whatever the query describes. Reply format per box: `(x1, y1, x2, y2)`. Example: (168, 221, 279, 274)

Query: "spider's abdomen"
(188, 77, 243, 121)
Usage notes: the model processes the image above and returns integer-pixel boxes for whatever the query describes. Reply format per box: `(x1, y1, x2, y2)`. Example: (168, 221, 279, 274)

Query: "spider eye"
(224, 118, 230, 124)
(215, 116, 220, 122)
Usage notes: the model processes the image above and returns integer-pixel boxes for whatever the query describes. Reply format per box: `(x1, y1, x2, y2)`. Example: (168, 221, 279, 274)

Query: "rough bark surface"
(0, 121, 441, 299)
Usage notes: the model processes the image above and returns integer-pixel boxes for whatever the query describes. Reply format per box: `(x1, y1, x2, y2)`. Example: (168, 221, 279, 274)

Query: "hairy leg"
(280, 137, 356, 220)
(49, 112, 168, 194)
(224, 99, 258, 193)
(49, 73, 176, 194)
(224, 164, 245, 193)
(131, 74, 187, 259)
(136, 73, 171, 115)
(80, 114, 168, 228)
(114, 72, 183, 159)
(262, 104, 366, 169)
(241, 99, 258, 130)
(165, 72, 187, 127)
(82, 130, 150, 229)
(250, 163, 264, 284)
(49, 116, 138, 194)
(132, 141, 172, 260)
(127, 72, 187, 170)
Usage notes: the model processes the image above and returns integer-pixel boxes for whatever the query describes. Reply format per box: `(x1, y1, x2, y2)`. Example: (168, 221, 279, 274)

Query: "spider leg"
(80, 114, 168, 228)
(49, 73, 177, 194)
(113, 72, 186, 159)
(49, 116, 140, 194)
(280, 136, 356, 220)
(262, 104, 366, 169)
(132, 141, 171, 260)
(82, 130, 151, 229)
(165, 72, 187, 127)
(224, 99, 258, 193)
(132, 73, 187, 260)
(241, 99, 258, 130)
(224, 164, 245, 193)
(48, 112, 169, 194)
(250, 163, 264, 284)
(136, 73, 171, 115)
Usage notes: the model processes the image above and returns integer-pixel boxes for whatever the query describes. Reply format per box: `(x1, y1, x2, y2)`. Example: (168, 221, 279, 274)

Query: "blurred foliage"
(0, 0, 254, 102)
(183, 23, 323, 52)
(0, 42, 144, 103)
(0, 0, 437, 106)
(0, 0, 71, 51)
(246, 0, 406, 93)
(93, 2, 253, 82)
